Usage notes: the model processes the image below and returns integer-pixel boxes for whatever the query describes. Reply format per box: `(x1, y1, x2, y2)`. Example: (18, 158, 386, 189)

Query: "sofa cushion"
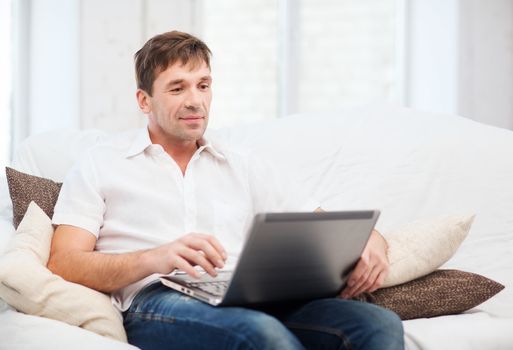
(383, 214, 475, 287)
(355, 269, 504, 320)
(0, 202, 127, 342)
(6, 167, 62, 229)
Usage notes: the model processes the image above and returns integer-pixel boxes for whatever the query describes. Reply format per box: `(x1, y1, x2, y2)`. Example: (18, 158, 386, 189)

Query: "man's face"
(138, 60, 212, 144)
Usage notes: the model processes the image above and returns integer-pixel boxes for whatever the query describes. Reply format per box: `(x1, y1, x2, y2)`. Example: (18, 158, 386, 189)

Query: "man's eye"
(170, 88, 183, 93)
(199, 84, 210, 90)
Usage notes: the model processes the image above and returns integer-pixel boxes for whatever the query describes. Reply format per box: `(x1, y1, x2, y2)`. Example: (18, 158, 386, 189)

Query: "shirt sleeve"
(247, 153, 320, 214)
(52, 149, 106, 237)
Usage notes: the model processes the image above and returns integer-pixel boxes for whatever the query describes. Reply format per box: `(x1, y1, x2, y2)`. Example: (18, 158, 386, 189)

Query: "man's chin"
(187, 122, 208, 138)
(181, 128, 207, 142)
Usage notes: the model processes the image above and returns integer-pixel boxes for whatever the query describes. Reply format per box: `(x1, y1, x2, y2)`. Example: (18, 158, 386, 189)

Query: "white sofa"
(1, 105, 512, 349)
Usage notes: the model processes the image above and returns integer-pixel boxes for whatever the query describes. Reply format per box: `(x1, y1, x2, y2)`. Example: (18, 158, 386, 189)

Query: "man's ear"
(136, 89, 151, 113)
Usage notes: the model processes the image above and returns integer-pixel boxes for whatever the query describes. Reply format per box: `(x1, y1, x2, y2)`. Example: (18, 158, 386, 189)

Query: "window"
(0, 0, 12, 166)
(297, 0, 401, 112)
(199, 0, 403, 127)
(201, 0, 279, 127)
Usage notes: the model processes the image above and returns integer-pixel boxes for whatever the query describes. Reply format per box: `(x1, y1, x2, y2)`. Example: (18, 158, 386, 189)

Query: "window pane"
(298, 0, 401, 112)
(0, 0, 12, 166)
(200, 0, 401, 123)
(201, 0, 278, 127)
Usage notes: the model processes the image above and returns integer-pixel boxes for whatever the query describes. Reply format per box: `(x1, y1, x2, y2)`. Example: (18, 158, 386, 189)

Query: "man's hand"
(340, 229, 389, 299)
(145, 233, 228, 278)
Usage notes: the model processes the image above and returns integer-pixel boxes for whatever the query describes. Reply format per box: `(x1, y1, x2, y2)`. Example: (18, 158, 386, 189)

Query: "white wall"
(29, 0, 80, 134)
(405, 0, 513, 129)
(12, 0, 81, 150)
(80, 0, 143, 131)
(404, 0, 460, 115)
(0, 0, 12, 166)
(458, 0, 513, 130)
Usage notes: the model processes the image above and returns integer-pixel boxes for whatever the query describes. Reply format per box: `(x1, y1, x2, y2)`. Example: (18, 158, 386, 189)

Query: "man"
(48, 31, 403, 349)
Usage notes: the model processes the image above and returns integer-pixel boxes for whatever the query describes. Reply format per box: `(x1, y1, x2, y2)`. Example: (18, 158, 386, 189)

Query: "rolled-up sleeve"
(52, 149, 106, 237)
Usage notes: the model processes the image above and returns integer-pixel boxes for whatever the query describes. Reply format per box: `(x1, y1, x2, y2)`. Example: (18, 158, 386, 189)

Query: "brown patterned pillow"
(354, 269, 504, 320)
(5, 167, 62, 229)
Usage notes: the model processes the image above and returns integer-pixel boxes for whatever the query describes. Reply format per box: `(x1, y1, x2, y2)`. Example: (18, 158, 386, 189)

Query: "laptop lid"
(219, 210, 380, 306)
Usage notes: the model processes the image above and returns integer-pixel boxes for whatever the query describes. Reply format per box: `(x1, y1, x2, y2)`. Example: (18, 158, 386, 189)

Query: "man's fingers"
(342, 256, 370, 296)
(184, 234, 227, 267)
(173, 256, 201, 278)
(369, 270, 387, 293)
(351, 265, 381, 296)
(193, 233, 227, 258)
(191, 238, 225, 268)
(341, 270, 370, 298)
(349, 271, 371, 296)
(206, 235, 228, 260)
(342, 263, 387, 298)
(180, 247, 218, 277)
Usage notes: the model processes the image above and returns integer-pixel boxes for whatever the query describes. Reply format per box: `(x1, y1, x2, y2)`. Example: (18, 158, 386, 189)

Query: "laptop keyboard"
(188, 281, 229, 297)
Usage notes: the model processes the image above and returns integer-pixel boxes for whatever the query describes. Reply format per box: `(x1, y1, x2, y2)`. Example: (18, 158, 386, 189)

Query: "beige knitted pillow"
(0, 202, 127, 342)
(383, 215, 475, 288)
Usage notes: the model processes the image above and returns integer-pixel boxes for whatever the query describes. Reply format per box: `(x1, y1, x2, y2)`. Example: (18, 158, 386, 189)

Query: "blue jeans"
(123, 282, 404, 350)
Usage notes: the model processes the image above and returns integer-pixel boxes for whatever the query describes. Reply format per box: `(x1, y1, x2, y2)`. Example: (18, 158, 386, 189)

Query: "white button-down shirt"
(53, 127, 318, 311)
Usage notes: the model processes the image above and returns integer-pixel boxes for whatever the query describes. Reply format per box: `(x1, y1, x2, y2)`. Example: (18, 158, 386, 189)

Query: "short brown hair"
(134, 31, 212, 96)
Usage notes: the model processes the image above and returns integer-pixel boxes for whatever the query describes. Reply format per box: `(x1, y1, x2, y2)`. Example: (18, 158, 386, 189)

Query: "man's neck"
(148, 129, 200, 175)
(164, 141, 198, 175)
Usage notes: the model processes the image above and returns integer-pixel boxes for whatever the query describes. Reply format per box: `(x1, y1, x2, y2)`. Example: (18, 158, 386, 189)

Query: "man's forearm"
(47, 249, 155, 293)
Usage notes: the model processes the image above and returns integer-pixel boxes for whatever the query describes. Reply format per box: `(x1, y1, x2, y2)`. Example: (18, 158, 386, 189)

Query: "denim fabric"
(123, 282, 404, 350)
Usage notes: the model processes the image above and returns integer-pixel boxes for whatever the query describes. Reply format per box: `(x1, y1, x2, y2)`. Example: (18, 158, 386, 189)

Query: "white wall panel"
(28, 0, 80, 134)
(405, 0, 513, 129)
(404, 0, 460, 115)
(144, 0, 198, 40)
(458, 0, 513, 129)
(80, 0, 145, 130)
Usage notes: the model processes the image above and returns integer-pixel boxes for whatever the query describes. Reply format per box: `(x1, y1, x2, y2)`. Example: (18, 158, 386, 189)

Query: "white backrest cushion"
(11, 129, 108, 181)
(213, 105, 513, 230)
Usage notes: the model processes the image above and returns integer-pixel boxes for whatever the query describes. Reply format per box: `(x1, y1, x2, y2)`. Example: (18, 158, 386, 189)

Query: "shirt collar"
(196, 138, 226, 161)
(125, 127, 226, 161)
(125, 127, 153, 158)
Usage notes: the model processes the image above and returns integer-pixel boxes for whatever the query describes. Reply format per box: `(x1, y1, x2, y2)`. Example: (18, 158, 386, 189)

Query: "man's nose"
(184, 88, 201, 110)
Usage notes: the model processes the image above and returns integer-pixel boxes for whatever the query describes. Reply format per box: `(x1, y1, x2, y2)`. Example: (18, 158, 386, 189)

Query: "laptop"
(160, 210, 380, 306)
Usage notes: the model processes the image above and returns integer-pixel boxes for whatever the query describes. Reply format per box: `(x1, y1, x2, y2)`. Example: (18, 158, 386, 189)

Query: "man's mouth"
(179, 115, 205, 126)
(179, 115, 204, 120)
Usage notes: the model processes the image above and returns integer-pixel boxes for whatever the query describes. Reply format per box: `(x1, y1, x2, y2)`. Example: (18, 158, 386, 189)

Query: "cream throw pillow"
(0, 202, 127, 342)
(382, 214, 475, 288)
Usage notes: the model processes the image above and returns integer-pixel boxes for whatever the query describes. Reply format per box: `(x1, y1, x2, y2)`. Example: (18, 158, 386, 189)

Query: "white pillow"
(382, 214, 475, 288)
(0, 202, 127, 342)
